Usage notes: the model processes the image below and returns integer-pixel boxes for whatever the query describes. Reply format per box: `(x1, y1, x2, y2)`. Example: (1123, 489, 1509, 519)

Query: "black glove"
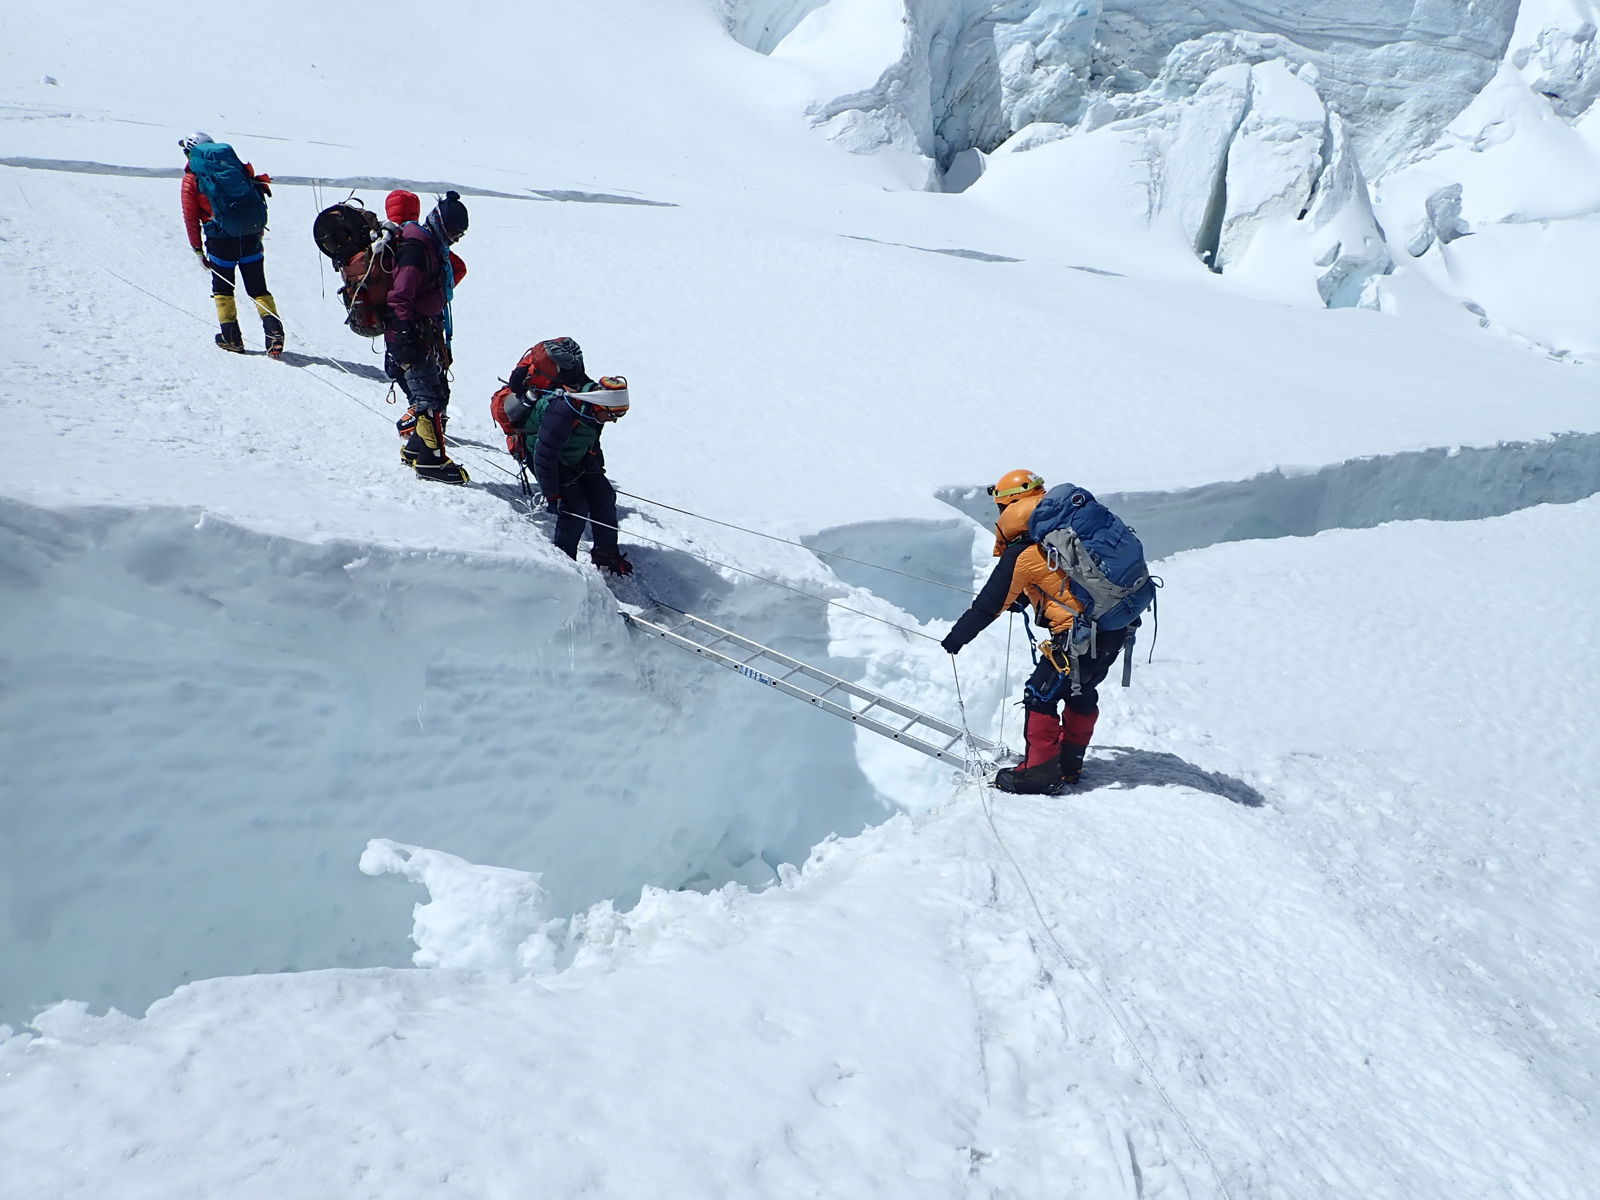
(940, 631, 963, 655)
(545, 494, 561, 515)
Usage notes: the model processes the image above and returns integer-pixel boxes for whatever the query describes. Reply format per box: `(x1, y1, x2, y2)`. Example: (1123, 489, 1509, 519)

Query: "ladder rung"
(627, 608, 997, 768)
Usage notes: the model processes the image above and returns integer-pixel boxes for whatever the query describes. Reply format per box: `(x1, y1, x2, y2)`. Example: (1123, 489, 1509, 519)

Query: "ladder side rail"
(668, 613, 876, 694)
(771, 683, 982, 767)
(660, 611, 986, 738)
(622, 611, 999, 761)
(823, 705, 981, 766)
(630, 611, 885, 712)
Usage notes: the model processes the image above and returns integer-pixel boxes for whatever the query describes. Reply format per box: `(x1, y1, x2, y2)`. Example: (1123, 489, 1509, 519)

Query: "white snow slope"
(2, 1, 1599, 1197)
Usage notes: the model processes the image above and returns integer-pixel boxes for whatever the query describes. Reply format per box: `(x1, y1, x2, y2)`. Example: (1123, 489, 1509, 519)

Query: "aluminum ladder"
(620, 607, 1001, 770)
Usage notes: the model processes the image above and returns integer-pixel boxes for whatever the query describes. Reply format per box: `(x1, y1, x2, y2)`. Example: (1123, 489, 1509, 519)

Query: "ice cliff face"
(722, 0, 1600, 335)
(724, 0, 1521, 173)
(1091, 58, 1394, 304)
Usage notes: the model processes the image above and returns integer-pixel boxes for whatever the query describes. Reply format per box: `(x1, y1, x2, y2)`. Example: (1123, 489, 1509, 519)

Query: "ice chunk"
(1215, 60, 1327, 272)
(360, 839, 564, 973)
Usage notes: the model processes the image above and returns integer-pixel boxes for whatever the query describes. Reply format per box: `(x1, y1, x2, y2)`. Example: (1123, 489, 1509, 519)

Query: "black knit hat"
(430, 190, 469, 243)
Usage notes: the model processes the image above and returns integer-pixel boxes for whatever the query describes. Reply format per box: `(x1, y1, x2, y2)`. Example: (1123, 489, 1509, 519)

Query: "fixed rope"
(974, 786, 1237, 1200)
(108, 230, 1210, 1188)
(100, 266, 397, 424)
(538, 500, 942, 643)
(616, 490, 976, 597)
(97, 267, 957, 644)
(947, 657, 991, 779)
(1003, 612, 1014, 754)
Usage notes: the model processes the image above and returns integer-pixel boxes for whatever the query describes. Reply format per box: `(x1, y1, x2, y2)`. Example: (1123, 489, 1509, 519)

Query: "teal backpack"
(187, 142, 268, 238)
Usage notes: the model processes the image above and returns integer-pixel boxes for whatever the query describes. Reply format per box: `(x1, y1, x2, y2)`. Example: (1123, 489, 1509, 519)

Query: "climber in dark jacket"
(528, 352, 633, 574)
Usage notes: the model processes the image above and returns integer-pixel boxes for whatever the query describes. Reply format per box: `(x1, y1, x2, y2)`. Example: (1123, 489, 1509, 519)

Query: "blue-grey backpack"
(187, 142, 268, 238)
(1026, 483, 1155, 631)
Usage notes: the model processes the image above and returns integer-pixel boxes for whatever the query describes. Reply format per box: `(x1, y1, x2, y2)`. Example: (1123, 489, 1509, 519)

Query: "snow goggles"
(988, 475, 1043, 503)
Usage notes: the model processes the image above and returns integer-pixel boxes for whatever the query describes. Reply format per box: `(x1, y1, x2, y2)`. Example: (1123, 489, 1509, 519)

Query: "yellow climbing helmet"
(988, 469, 1045, 506)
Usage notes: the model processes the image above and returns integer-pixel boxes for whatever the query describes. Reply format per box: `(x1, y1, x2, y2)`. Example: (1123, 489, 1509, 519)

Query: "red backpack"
(312, 201, 395, 338)
(489, 338, 583, 460)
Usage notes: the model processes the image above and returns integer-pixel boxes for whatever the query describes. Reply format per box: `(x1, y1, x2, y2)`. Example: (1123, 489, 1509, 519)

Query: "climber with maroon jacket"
(383, 188, 469, 485)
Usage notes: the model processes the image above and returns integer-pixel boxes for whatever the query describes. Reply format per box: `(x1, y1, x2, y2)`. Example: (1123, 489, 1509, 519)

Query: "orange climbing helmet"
(988, 469, 1045, 506)
(585, 375, 630, 421)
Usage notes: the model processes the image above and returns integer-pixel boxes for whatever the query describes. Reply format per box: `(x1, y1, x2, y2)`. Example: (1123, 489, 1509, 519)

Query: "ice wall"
(719, 0, 1557, 312)
(724, 0, 1520, 173)
(0, 500, 890, 1025)
(720, 0, 1600, 340)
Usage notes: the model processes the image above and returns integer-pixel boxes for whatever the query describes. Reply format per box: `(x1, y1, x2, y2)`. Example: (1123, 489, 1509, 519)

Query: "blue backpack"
(1027, 483, 1155, 631)
(187, 142, 268, 237)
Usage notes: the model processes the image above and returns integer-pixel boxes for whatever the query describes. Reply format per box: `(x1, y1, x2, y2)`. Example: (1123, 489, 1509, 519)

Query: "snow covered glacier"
(724, 0, 1520, 169)
(724, 0, 1600, 335)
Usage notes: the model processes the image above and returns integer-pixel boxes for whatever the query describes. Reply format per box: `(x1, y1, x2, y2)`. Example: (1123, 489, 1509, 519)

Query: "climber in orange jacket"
(941, 470, 1130, 794)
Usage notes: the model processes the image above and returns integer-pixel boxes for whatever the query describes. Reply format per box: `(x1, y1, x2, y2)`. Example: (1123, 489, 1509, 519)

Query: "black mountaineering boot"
(993, 760, 1068, 795)
(994, 742, 1086, 794)
(214, 321, 245, 353)
(590, 549, 634, 576)
(414, 460, 470, 485)
(1058, 742, 1087, 786)
(256, 295, 285, 357)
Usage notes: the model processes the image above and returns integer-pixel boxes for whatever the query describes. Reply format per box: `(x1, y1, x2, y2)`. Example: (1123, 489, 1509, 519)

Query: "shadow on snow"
(1084, 746, 1267, 808)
